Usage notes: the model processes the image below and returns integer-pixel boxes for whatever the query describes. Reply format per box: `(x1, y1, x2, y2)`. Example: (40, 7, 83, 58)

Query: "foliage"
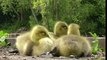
(0, 0, 30, 14)
(0, 19, 30, 33)
(29, 16, 37, 28)
(0, 31, 10, 47)
(89, 32, 101, 54)
(32, 0, 105, 36)
(0, 0, 106, 36)
(0, 31, 8, 38)
(47, 19, 56, 31)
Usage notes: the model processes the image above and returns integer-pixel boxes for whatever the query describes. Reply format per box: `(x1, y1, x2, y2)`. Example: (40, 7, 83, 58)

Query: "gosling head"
(30, 25, 49, 43)
(68, 23, 80, 36)
(54, 21, 68, 37)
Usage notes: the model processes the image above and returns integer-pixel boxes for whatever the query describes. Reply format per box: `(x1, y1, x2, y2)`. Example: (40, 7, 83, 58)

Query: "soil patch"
(0, 46, 105, 60)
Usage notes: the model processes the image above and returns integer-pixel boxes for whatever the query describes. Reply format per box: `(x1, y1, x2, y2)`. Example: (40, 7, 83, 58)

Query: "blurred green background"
(0, 0, 105, 36)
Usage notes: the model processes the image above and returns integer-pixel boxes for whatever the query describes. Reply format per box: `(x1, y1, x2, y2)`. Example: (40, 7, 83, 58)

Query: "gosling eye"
(41, 32, 45, 36)
(62, 26, 67, 29)
(40, 32, 47, 36)
(64, 26, 67, 29)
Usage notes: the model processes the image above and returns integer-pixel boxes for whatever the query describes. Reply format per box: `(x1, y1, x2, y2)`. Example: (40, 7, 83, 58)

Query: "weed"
(0, 31, 10, 47)
(89, 32, 102, 54)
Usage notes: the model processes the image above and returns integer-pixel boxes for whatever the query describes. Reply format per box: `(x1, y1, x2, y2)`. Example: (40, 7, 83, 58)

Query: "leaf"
(0, 31, 9, 47)
(0, 36, 7, 42)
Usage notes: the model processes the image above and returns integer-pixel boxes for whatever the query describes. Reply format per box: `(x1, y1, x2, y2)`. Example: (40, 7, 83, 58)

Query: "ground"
(0, 33, 105, 60)
(0, 44, 105, 60)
